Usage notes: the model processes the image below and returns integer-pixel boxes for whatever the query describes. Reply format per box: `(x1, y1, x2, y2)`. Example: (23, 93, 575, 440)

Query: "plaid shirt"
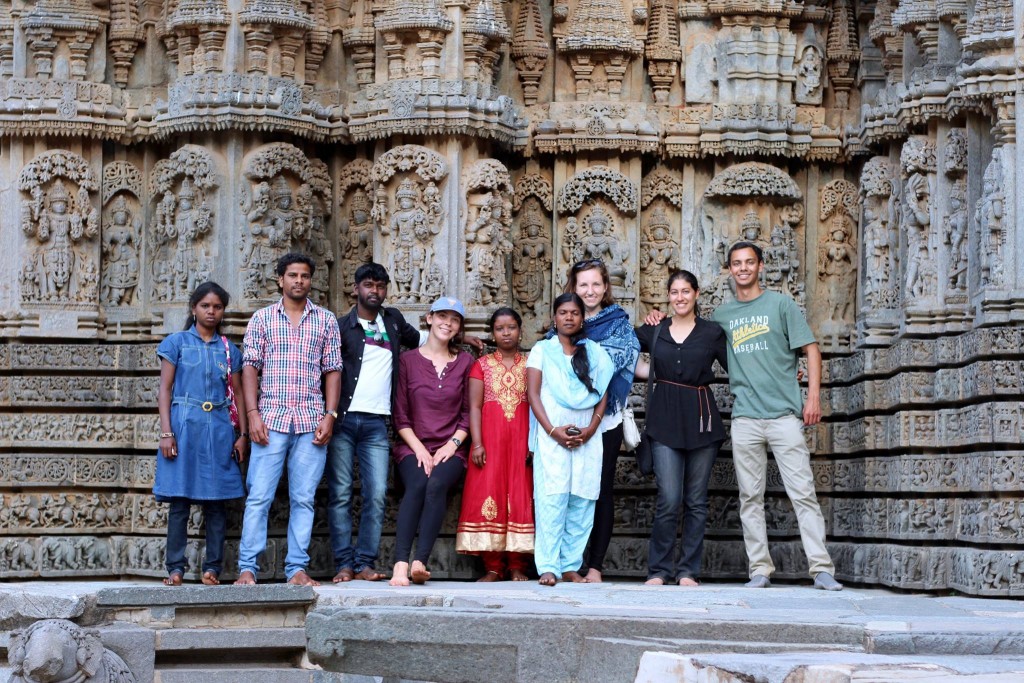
(243, 298, 343, 434)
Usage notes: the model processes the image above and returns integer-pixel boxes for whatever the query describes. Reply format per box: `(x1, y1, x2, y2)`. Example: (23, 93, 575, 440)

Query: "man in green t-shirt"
(711, 241, 841, 590)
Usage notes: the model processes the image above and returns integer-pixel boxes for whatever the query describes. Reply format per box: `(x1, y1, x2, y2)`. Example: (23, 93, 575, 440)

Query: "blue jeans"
(647, 439, 720, 581)
(237, 428, 327, 580)
(165, 498, 226, 575)
(326, 412, 391, 573)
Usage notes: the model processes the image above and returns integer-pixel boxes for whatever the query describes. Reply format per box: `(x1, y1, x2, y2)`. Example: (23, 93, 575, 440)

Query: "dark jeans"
(166, 498, 227, 575)
(647, 439, 719, 581)
(327, 412, 391, 573)
(394, 456, 465, 565)
(580, 424, 623, 574)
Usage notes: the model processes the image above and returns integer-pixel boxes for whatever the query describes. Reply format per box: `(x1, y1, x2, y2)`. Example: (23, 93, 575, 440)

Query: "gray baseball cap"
(428, 296, 466, 318)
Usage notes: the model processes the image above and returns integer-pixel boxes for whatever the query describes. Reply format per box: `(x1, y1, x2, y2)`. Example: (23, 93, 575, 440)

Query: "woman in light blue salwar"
(526, 293, 613, 586)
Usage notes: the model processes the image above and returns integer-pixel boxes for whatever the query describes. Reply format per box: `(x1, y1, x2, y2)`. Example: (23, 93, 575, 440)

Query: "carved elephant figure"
(7, 619, 136, 683)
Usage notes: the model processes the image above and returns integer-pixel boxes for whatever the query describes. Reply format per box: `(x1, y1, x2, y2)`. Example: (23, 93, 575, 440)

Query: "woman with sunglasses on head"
(156, 282, 248, 586)
(390, 297, 474, 587)
(527, 293, 614, 586)
(561, 258, 640, 582)
(636, 270, 727, 587)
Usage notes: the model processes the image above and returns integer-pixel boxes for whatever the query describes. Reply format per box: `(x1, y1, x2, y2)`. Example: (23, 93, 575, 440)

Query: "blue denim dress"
(155, 327, 245, 501)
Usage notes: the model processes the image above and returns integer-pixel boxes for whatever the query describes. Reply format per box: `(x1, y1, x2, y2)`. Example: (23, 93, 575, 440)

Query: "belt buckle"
(201, 401, 214, 412)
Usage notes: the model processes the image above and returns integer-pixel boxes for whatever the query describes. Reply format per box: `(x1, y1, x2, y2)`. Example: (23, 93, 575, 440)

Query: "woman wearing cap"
(562, 259, 640, 582)
(390, 297, 475, 586)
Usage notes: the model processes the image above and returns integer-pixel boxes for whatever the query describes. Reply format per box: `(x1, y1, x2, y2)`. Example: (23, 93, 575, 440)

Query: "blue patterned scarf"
(546, 304, 639, 416)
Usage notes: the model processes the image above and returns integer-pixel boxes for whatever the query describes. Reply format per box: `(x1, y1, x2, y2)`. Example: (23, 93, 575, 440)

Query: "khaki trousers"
(731, 415, 834, 579)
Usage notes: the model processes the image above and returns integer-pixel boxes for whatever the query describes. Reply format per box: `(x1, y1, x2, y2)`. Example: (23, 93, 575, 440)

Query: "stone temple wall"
(0, 0, 1021, 595)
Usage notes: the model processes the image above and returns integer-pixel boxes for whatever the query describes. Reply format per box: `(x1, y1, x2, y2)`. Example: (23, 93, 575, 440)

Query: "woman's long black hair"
(552, 292, 597, 394)
(184, 281, 231, 331)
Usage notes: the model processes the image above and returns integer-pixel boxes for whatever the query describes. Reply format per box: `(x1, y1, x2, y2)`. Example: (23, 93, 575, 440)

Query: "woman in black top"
(636, 270, 727, 586)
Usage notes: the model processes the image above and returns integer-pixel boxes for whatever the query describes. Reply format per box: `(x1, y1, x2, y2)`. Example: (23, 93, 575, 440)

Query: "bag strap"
(645, 320, 666, 403)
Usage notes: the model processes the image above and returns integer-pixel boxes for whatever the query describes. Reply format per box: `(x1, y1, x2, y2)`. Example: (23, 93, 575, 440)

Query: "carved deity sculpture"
(944, 180, 968, 292)
(466, 193, 513, 305)
(155, 178, 212, 301)
(101, 195, 141, 306)
(639, 205, 678, 312)
(562, 215, 584, 264)
(902, 172, 932, 299)
(795, 47, 823, 104)
(382, 178, 439, 303)
(818, 214, 857, 339)
(22, 179, 98, 303)
(512, 200, 551, 316)
(859, 157, 897, 312)
(241, 177, 296, 298)
(300, 186, 333, 306)
(976, 154, 1005, 287)
(578, 204, 630, 287)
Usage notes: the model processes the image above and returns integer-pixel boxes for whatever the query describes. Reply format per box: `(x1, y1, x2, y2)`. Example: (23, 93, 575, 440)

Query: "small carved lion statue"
(7, 619, 135, 683)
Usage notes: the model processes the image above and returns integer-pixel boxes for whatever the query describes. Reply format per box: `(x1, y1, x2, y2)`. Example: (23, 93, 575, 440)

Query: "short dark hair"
(487, 306, 522, 330)
(277, 252, 315, 277)
(354, 262, 390, 285)
(727, 241, 764, 264)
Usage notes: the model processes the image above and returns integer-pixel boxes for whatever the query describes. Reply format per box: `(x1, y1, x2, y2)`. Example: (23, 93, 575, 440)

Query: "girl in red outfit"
(456, 308, 535, 581)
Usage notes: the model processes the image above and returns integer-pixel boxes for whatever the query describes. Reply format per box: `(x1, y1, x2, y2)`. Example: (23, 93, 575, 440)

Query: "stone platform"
(3, 580, 1024, 682)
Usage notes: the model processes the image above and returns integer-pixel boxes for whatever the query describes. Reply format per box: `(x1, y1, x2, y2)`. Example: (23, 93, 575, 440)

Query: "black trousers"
(579, 424, 623, 574)
(394, 456, 465, 565)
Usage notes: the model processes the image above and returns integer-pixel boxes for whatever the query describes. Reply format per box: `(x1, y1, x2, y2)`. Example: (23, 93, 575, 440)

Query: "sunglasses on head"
(572, 258, 603, 271)
(367, 320, 383, 342)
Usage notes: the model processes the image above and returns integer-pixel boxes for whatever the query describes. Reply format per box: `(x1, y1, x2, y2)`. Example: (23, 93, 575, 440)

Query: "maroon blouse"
(392, 349, 474, 464)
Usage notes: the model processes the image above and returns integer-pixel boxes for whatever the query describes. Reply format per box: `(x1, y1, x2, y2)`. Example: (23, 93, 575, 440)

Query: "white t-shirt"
(348, 315, 427, 415)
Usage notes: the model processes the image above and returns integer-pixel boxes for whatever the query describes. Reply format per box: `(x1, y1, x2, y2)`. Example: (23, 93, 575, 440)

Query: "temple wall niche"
(0, 0, 1021, 596)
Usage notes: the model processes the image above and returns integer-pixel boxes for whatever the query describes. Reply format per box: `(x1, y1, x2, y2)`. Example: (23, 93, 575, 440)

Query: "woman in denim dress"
(156, 282, 248, 585)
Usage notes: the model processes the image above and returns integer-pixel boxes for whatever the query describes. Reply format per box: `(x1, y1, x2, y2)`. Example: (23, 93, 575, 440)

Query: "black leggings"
(580, 424, 623, 574)
(394, 456, 465, 565)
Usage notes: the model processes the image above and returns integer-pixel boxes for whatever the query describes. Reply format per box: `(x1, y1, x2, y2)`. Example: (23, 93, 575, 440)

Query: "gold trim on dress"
(481, 496, 498, 521)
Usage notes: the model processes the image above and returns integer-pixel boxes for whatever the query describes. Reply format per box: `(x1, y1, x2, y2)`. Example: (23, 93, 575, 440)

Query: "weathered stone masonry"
(0, 0, 1022, 596)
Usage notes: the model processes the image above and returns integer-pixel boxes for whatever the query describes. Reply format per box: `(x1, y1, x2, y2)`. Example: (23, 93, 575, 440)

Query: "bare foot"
(201, 570, 220, 586)
(538, 572, 557, 586)
(389, 562, 410, 587)
(354, 568, 387, 581)
(287, 570, 320, 587)
(510, 569, 529, 582)
(332, 568, 355, 583)
(163, 572, 183, 586)
(410, 561, 431, 585)
(234, 570, 257, 585)
(644, 577, 665, 586)
(584, 568, 602, 583)
(678, 577, 699, 587)
(562, 570, 589, 583)
(477, 570, 501, 582)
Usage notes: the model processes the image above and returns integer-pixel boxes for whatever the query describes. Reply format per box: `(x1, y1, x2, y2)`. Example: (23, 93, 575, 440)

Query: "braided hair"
(552, 292, 597, 394)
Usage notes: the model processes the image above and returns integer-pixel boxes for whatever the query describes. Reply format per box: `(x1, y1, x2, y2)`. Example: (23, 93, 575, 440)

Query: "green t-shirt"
(711, 289, 816, 419)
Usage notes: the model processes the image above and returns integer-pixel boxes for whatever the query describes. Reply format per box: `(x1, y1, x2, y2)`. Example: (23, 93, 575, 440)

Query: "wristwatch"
(451, 436, 463, 447)
(326, 409, 339, 419)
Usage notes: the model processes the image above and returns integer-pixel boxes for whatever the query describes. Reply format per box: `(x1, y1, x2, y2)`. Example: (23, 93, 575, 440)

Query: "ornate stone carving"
(943, 179, 968, 297)
(109, 0, 143, 87)
(149, 146, 217, 303)
(511, 173, 554, 334)
(556, 0, 642, 101)
(511, 0, 549, 104)
(976, 149, 1005, 288)
(899, 139, 936, 306)
(817, 180, 859, 349)
(371, 145, 449, 304)
(859, 157, 898, 314)
(794, 46, 823, 105)
(100, 162, 145, 308)
(338, 159, 375, 304)
(7, 619, 135, 682)
(825, 0, 860, 109)
(639, 204, 679, 314)
(464, 160, 514, 306)
(644, 0, 681, 103)
(18, 151, 99, 306)
(239, 143, 333, 304)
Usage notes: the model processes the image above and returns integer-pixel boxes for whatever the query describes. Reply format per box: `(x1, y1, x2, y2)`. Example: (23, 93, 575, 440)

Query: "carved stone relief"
(463, 160, 514, 307)
(18, 151, 100, 307)
(899, 137, 937, 306)
(101, 162, 145, 308)
(149, 146, 218, 303)
(817, 179, 858, 350)
(338, 159, 375, 307)
(639, 169, 683, 315)
(371, 145, 449, 305)
(512, 173, 554, 338)
(7, 619, 136, 682)
(239, 143, 333, 305)
(976, 149, 1005, 290)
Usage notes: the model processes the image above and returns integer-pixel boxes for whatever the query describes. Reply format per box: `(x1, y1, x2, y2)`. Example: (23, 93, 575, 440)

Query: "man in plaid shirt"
(235, 252, 343, 586)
